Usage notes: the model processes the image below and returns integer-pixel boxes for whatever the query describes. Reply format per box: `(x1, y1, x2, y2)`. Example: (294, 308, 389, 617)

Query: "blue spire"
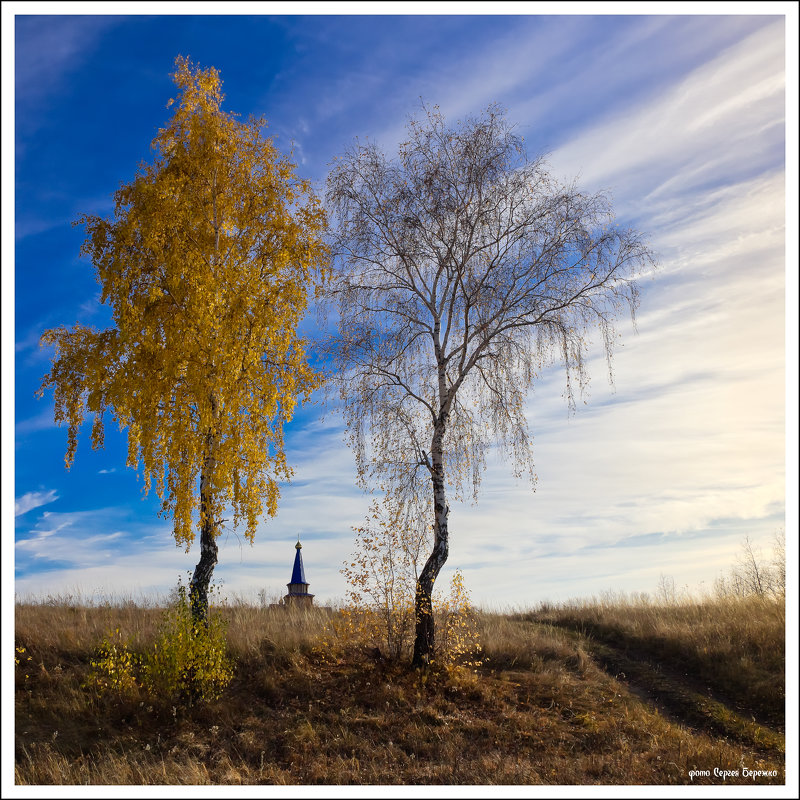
(290, 538, 306, 585)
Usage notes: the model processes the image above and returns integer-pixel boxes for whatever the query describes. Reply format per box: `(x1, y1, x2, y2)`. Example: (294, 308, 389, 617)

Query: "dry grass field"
(14, 593, 785, 785)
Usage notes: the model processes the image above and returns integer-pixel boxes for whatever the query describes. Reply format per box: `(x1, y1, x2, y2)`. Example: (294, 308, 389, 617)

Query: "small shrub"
(85, 581, 233, 706)
(338, 494, 423, 661)
(326, 491, 482, 669)
(714, 531, 785, 600)
(434, 570, 483, 669)
(319, 566, 483, 670)
(85, 628, 139, 695)
(141, 582, 234, 705)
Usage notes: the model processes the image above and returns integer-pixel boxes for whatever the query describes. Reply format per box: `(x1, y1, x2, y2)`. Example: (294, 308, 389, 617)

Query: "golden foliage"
(85, 628, 139, 696)
(14, 646, 33, 685)
(38, 56, 329, 548)
(141, 583, 234, 705)
(435, 570, 483, 669)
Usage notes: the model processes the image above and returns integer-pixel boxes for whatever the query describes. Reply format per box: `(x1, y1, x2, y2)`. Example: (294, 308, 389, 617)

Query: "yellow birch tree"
(38, 56, 328, 619)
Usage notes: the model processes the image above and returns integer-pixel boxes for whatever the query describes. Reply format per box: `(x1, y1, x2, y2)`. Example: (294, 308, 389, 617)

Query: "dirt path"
(579, 635, 784, 756)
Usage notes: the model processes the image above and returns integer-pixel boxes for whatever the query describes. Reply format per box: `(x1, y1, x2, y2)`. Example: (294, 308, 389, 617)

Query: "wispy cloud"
(15, 408, 57, 436)
(451, 518, 782, 609)
(548, 20, 785, 216)
(14, 506, 175, 574)
(14, 326, 43, 354)
(8, 15, 790, 607)
(15, 16, 120, 133)
(14, 489, 58, 517)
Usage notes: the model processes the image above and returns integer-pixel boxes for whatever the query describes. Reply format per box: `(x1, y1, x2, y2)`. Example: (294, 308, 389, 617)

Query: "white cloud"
(14, 489, 58, 517)
(452, 522, 783, 610)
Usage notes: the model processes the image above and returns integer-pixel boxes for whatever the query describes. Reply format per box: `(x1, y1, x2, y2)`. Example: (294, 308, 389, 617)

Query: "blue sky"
(4, 6, 798, 610)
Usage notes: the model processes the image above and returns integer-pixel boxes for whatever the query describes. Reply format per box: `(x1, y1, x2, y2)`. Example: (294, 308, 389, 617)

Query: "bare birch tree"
(324, 105, 655, 666)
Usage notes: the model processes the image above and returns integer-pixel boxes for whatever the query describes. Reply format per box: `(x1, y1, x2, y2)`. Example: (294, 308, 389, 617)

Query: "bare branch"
(322, 103, 656, 664)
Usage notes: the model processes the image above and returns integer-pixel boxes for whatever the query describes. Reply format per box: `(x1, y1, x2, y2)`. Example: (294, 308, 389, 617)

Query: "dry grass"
(14, 595, 786, 785)
(528, 593, 785, 728)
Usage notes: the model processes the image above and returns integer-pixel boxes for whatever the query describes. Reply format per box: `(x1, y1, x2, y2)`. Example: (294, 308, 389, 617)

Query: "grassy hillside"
(14, 594, 785, 785)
